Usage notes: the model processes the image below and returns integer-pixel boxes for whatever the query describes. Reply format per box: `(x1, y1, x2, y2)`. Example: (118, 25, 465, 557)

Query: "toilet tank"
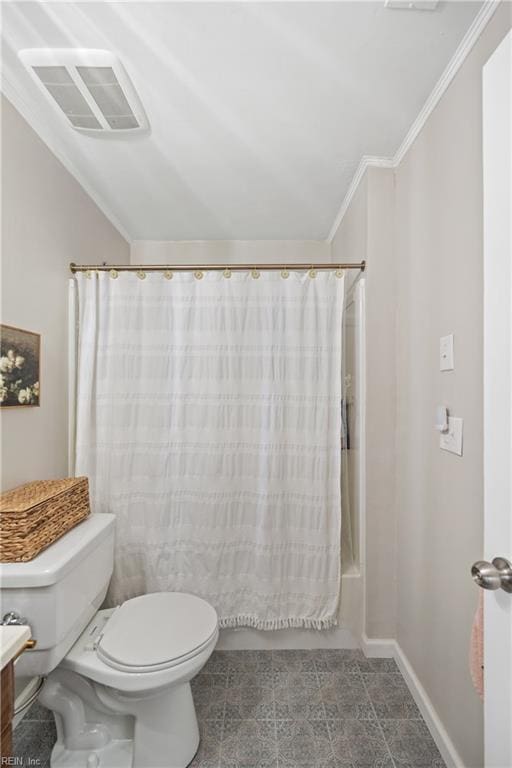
(0, 513, 115, 677)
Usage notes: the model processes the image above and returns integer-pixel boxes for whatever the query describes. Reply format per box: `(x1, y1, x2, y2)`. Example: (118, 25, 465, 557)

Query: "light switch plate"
(440, 334, 454, 371)
(440, 416, 463, 456)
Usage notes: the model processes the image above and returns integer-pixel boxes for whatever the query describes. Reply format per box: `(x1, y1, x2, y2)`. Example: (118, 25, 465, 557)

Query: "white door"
(480, 29, 512, 768)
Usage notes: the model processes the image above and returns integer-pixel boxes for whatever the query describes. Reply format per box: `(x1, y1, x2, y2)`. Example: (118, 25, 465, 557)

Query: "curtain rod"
(69, 261, 366, 274)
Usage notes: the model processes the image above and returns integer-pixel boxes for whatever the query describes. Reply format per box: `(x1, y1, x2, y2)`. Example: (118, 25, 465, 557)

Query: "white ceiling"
(2, 1, 482, 241)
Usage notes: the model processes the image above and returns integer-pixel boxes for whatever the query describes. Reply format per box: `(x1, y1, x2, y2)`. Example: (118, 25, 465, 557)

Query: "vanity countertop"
(0, 626, 31, 668)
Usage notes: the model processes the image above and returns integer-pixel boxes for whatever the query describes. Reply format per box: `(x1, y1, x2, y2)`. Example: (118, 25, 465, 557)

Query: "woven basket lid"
(0, 477, 88, 513)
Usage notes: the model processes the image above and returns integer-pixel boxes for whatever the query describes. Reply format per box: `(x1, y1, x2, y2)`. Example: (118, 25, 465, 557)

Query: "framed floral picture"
(0, 324, 40, 408)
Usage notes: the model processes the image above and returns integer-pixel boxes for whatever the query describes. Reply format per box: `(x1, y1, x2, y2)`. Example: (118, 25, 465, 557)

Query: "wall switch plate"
(440, 334, 454, 371)
(440, 416, 463, 456)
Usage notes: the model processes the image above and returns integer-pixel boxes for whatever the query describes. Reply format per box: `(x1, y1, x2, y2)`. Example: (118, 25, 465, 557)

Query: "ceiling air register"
(19, 49, 148, 135)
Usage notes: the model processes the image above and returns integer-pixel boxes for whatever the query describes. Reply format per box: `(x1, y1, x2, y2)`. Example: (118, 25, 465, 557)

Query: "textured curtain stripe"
(75, 270, 344, 629)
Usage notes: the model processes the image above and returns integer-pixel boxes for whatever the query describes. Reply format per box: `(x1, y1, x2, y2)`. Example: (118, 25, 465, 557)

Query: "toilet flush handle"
(1, 611, 29, 626)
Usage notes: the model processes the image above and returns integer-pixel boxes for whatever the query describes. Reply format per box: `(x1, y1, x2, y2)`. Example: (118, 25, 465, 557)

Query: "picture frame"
(0, 324, 41, 408)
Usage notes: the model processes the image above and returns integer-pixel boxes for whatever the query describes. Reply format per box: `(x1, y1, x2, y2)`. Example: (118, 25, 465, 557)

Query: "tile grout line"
(220, 665, 228, 768)
(312, 653, 336, 763)
(271, 652, 280, 768)
(359, 669, 398, 768)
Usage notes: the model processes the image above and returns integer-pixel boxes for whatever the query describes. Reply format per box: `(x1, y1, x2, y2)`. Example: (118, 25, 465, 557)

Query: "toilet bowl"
(42, 593, 218, 768)
(0, 514, 219, 768)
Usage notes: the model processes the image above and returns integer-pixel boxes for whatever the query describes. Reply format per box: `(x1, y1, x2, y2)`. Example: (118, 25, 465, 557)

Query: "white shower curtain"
(75, 269, 344, 629)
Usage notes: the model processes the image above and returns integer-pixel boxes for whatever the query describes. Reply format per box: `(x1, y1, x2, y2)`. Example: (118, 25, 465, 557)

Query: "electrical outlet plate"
(440, 334, 454, 371)
(440, 416, 463, 456)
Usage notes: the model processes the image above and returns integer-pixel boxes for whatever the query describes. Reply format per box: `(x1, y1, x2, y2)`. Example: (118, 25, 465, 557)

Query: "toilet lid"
(96, 592, 218, 672)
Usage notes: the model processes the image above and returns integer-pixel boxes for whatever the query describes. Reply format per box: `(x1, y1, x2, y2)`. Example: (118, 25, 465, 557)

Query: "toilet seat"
(95, 592, 218, 673)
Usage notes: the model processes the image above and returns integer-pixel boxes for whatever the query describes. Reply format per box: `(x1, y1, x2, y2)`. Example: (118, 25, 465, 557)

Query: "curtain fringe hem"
(218, 615, 338, 631)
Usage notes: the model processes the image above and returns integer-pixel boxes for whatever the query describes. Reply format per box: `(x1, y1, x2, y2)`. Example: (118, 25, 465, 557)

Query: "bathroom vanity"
(0, 626, 32, 758)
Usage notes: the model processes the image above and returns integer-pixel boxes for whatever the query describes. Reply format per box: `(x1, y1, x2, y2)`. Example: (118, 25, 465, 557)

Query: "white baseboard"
(361, 636, 464, 768)
(393, 642, 464, 768)
(360, 632, 396, 658)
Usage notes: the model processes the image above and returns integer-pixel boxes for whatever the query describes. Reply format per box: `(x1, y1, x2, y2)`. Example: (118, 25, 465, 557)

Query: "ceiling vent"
(384, 1, 439, 9)
(18, 49, 149, 136)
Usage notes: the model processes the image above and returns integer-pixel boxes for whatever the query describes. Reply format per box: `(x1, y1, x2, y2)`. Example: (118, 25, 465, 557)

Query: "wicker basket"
(0, 477, 90, 562)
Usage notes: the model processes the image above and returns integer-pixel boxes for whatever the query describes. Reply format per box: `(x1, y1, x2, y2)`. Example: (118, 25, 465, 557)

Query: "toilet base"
(40, 669, 200, 768)
(51, 739, 133, 768)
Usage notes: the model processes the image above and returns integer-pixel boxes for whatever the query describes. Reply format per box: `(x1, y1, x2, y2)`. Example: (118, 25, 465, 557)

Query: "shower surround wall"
(331, 168, 397, 643)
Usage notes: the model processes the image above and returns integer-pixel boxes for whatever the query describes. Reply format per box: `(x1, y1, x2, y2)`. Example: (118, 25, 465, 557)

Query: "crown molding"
(328, 0, 500, 244)
(393, 0, 500, 165)
(1, 74, 132, 244)
(327, 155, 394, 242)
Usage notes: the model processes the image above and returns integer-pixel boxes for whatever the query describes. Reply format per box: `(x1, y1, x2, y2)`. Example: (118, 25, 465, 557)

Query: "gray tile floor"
(14, 650, 445, 768)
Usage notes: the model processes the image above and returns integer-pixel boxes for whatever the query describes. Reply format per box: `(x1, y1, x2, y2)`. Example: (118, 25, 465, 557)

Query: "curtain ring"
(251, 267, 260, 279)
(194, 270, 204, 280)
(85, 270, 92, 279)
(164, 270, 173, 280)
(223, 267, 232, 278)
(109, 269, 119, 279)
(137, 270, 146, 280)
(281, 268, 290, 279)
(309, 265, 317, 278)
(335, 267, 344, 278)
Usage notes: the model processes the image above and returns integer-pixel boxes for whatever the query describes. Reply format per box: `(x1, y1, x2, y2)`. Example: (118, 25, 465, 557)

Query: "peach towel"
(470, 590, 484, 699)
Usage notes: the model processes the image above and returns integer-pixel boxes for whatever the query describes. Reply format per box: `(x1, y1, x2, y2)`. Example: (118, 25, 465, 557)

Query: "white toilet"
(0, 513, 219, 768)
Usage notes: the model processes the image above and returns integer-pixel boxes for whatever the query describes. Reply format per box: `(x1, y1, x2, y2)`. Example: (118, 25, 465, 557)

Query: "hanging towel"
(469, 590, 484, 699)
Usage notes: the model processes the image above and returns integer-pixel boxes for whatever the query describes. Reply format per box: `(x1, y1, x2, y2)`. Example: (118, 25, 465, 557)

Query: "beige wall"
(131, 239, 330, 265)
(394, 7, 511, 767)
(331, 6, 511, 766)
(365, 168, 397, 640)
(0, 96, 129, 491)
(332, 169, 398, 639)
